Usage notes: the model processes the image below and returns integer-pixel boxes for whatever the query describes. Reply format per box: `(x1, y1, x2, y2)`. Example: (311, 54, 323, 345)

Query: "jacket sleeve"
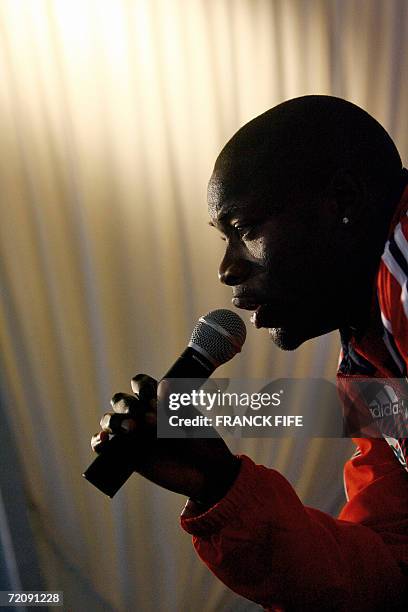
(180, 455, 406, 611)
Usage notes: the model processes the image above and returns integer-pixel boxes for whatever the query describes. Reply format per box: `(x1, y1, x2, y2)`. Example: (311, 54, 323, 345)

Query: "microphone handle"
(163, 346, 215, 378)
(82, 347, 215, 497)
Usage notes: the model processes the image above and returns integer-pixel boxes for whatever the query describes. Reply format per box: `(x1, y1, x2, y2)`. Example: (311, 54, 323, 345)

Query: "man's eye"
(233, 224, 254, 238)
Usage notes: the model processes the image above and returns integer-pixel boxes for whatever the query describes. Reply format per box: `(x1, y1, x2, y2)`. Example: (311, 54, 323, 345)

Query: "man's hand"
(91, 374, 241, 506)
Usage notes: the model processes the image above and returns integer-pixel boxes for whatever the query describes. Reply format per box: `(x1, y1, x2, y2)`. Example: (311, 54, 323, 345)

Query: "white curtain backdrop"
(0, 1, 407, 610)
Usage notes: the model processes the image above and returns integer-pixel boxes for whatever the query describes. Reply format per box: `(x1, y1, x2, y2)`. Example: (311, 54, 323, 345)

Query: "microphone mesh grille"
(189, 309, 246, 366)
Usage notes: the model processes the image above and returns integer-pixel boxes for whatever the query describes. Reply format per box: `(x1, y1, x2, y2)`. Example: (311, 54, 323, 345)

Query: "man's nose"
(218, 250, 253, 286)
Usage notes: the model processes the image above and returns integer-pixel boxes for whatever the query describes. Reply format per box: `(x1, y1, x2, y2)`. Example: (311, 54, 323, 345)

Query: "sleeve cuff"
(180, 454, 260, 536)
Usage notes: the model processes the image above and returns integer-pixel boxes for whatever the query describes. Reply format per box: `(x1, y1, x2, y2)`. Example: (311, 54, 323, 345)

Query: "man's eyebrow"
(208, 215, 231, 230)
(208, 204, 239, 227)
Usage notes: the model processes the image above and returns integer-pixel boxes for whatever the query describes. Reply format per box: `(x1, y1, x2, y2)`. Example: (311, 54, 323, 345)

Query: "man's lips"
(232, 295, 283, 329)
(232, 296, 274, 328)
(231, 296, 262, 310)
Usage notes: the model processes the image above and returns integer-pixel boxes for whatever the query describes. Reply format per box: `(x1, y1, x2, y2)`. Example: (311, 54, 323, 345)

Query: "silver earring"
(342, 217, 350, 224)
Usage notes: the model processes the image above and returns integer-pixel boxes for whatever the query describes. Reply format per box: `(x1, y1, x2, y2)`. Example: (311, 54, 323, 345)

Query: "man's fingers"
(100, 412, 137, 434)
(157, 379, 170, 402)
(110, 392, 141, 415)
(131, 374, 157, 404)
(93, 377, 157, 455)
(91, 430, 110, 453)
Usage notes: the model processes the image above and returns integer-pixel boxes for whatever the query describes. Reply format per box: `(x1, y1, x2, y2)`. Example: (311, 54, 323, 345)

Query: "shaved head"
(210, 95, 404, 216)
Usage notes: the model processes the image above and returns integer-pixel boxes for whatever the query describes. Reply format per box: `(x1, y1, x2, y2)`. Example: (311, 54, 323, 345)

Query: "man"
(92, 96, 408, 610)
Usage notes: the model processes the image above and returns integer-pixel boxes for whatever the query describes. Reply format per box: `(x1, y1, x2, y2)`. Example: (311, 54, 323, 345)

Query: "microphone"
(82, 309, 246, 497)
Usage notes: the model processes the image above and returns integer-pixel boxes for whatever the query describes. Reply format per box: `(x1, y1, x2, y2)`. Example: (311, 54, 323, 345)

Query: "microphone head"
(188, 309, 246, 367)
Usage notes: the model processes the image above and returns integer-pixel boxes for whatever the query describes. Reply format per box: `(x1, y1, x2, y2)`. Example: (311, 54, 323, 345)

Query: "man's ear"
(326, 168, 367, 223)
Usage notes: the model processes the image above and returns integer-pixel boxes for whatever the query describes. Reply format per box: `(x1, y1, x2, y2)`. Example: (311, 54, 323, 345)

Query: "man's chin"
(267, 327, 307, 351)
